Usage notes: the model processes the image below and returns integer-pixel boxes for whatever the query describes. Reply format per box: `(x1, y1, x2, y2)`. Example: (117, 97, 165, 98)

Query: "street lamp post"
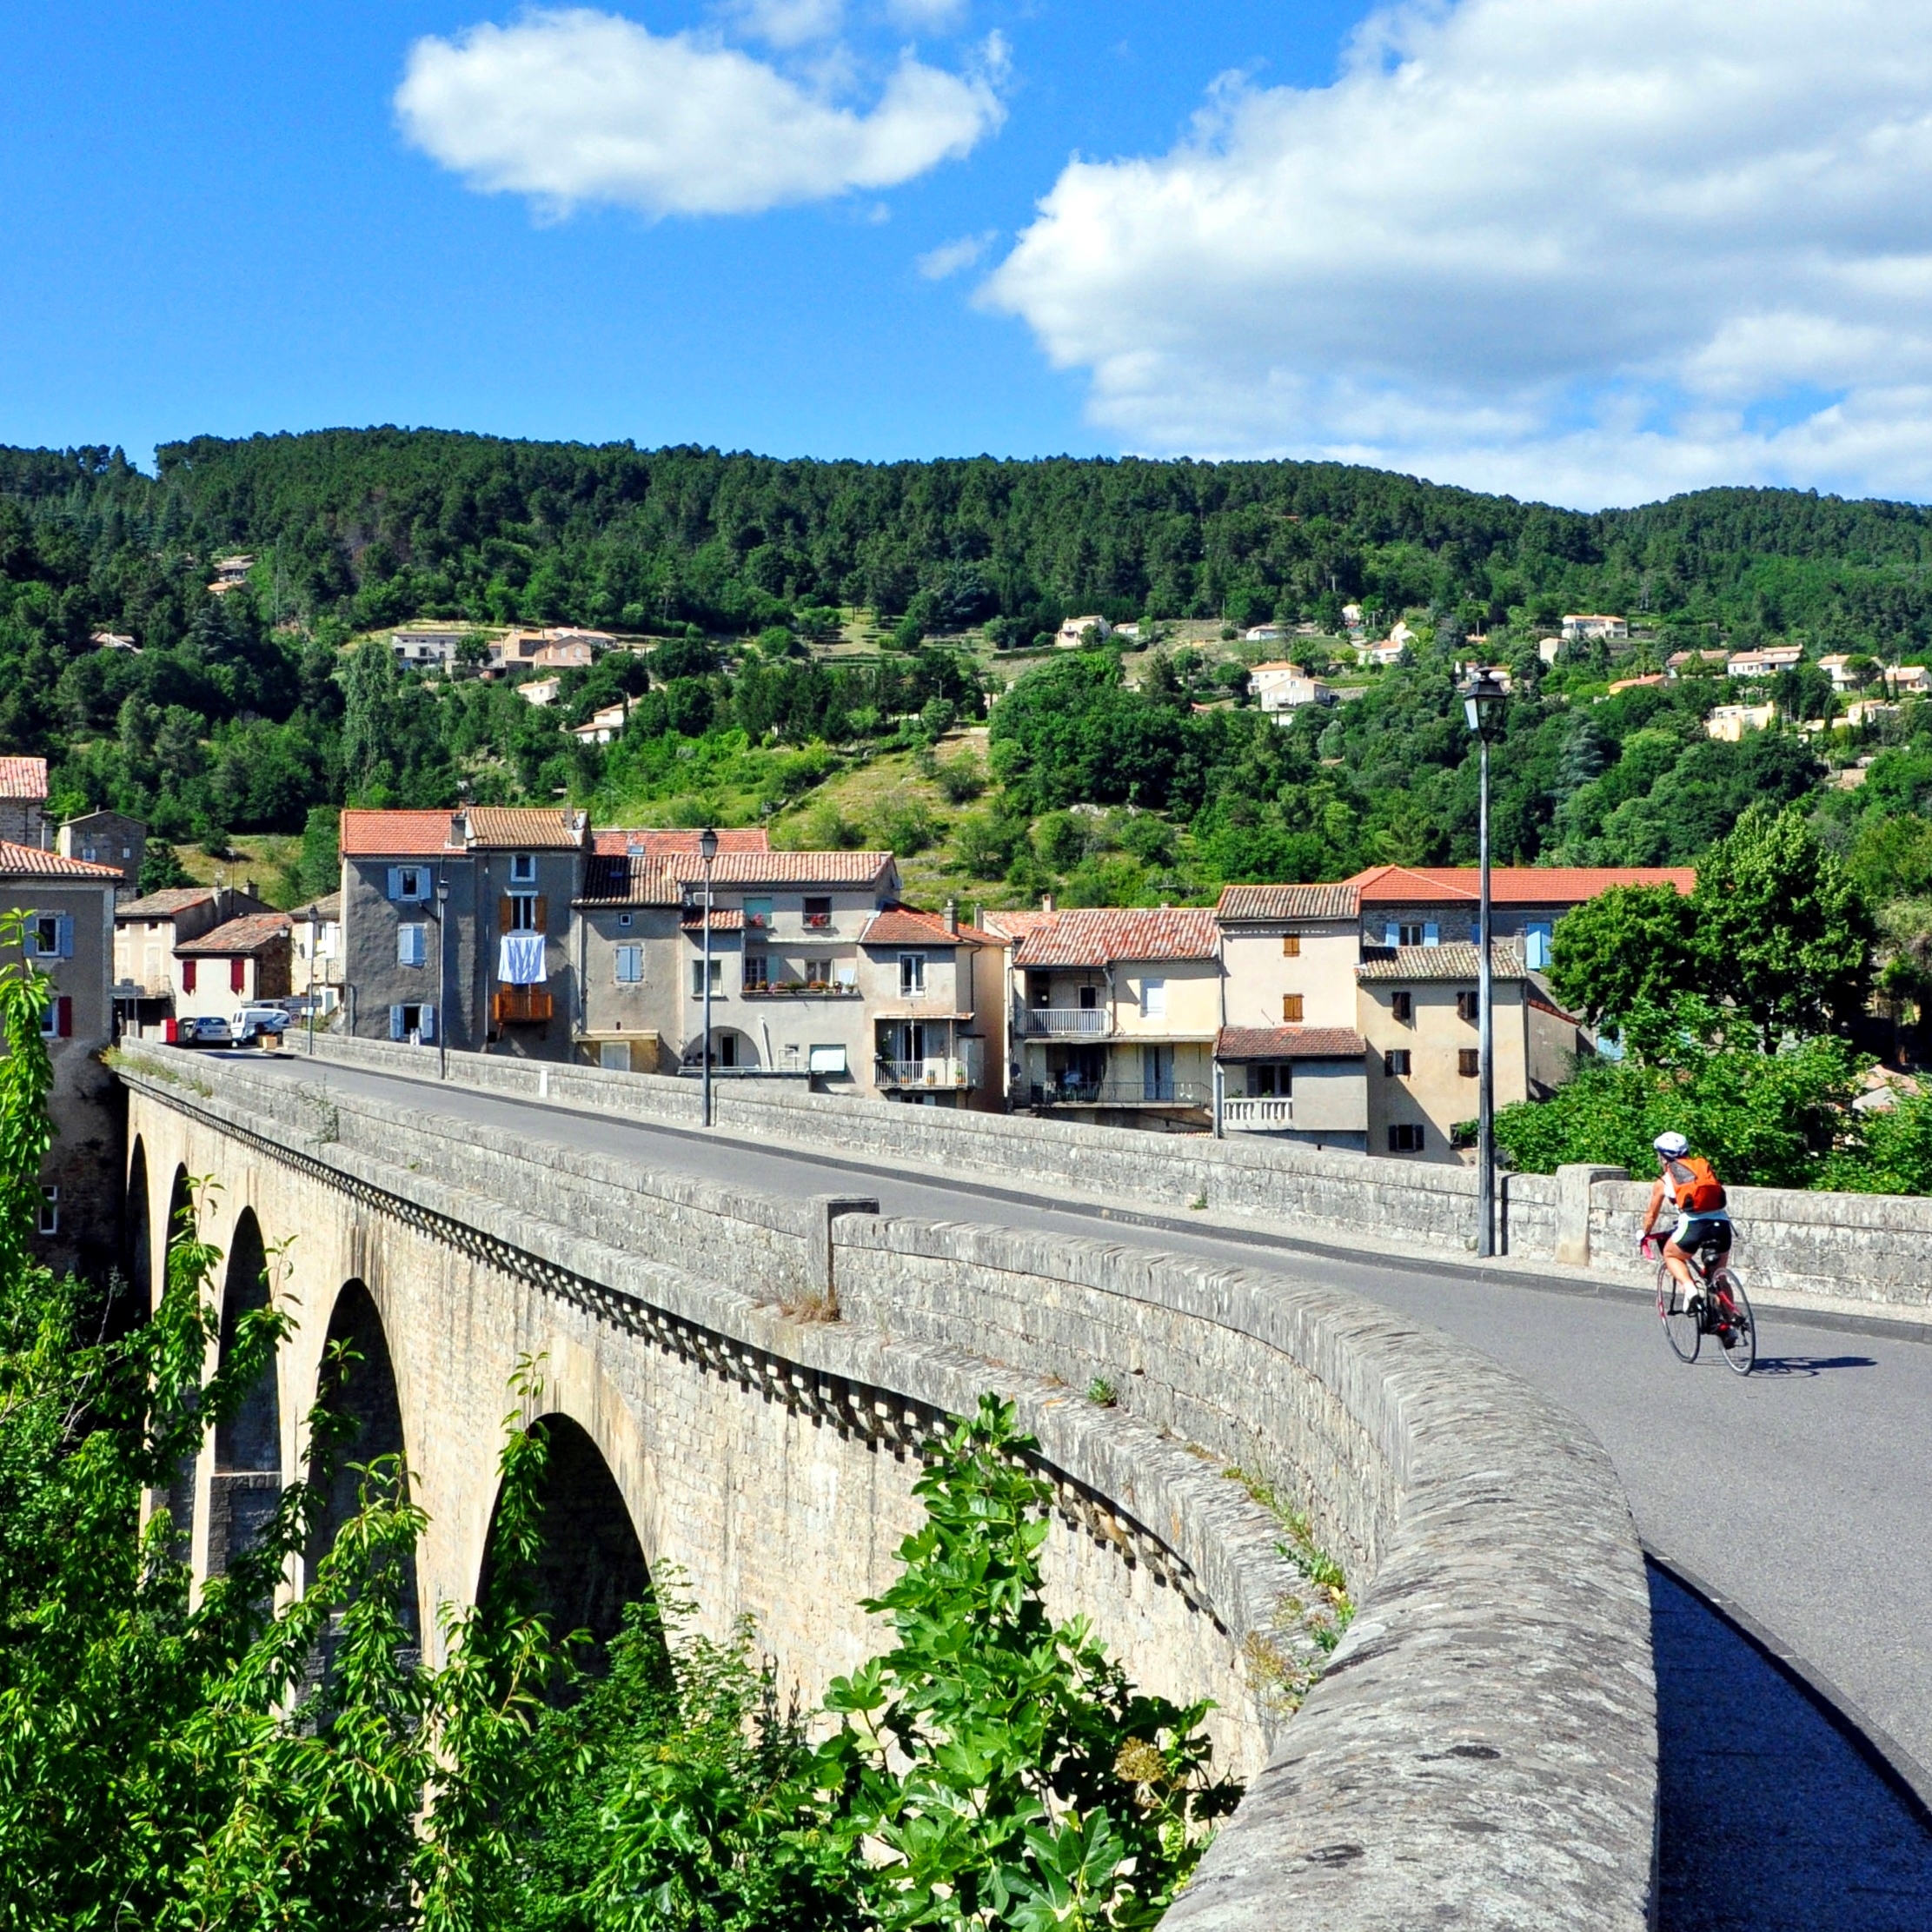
(698, 826, 719, 1126)
(307, 905, 319, 1058)
(1462, 668, 1509, 1257)
(435, 872, 451, 1081)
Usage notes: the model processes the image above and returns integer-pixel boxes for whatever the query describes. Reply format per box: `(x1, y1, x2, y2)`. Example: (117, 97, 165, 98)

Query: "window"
(1458, 1048, 1481, 1077)
(388, 1003, 435, 1042)
(615, 944, 644, 984)
(1384, 1048, 1411, 1076)
(388, 866, 429, 902)
(899, 952, 926, 996)
(1456, 990, 1479, 1023)
(1524, 921, 1554, 970)
(1078, 982, 1099, 1011)
(37, 1186, 57, 1236)
(618, 912, 633, 928)
(1282, 993, 1305, 1023)
(1281, 933, 1302, 957)
(181, 959, 196, 994)
(508, 893, 539, 933)
(741, 953, 767, 991)
(690, 958, 723, 997)
(803, 897, 833, 929)
(1391, 990, 1413, 1024)
(1388, 1123, 1424, 1152)
(229, 958, 246, 995)
(398, 923, 428, 967)
(805, 957, 831, 987)
(744, 896, 773, 930)
(28, 914, 70, 958)
(1249, 1063, 1291, 1097)
(807, 1043, 847, 1074)
(509, 853, 536, 886)
(39, 997, 70, 1039)
(1142, 977, 1167, 1019)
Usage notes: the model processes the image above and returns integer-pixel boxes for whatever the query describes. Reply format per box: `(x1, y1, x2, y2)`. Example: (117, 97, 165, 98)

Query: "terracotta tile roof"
(1357, 942, 1526, 982)
(176, 912, 293, 956)
(1344, 864, 1695, 905)
(681, 908, 744, 933)
(464, 806, 587, 849)
(574, 855, 681, 908)
(0, 758, 48, 800)
(859, 905, 997, 946)
(1216, 883, 1361, 921)
(654, 850, 895, 887)
(979, 909, 1057, 943)
(340, 809, 463, 857)
(1217, 1026, 1366, 1059)
(1011, 908, 1220, 968)
(593, 827, 772, 857)
(289, 892, 342, 921)
(0, 840, 122, 880)
(116, 886, 221, 918)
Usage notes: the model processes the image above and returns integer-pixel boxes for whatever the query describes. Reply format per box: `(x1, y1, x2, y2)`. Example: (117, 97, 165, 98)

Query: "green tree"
(1546, 883, 1699, 1028)
(342, 638, 403, 802)
(136, 838, 193, 894)
(1691, 802, 1875, 1043)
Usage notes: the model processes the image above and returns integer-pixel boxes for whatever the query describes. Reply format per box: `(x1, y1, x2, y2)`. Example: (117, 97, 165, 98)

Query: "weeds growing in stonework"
(0, 938, 1241, 1928)
(1086, 1377, 1119, 1407)
(1224, 1466, 1357, 1713)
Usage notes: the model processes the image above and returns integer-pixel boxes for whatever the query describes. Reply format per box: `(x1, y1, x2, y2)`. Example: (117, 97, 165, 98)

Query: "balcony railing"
(1019, 1007, 1112, 1038)
(494, 986, 554, 1025)
(742, 980, 860, 999)
(1028, 1077, 1212, 1110)
(1221, 1096, 1295, 1130)
(876, 1058, 973, 1090)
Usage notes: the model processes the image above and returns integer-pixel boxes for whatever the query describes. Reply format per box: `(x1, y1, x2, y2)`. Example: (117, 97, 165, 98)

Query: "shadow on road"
(1651, 1562, 1932, 1929)
(1746, 1353, 1879, 1378)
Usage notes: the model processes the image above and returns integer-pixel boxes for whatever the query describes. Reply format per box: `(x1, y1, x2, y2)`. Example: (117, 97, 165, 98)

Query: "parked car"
(177, 1015, 232, 1046)
(231, 1006, 292, 1045)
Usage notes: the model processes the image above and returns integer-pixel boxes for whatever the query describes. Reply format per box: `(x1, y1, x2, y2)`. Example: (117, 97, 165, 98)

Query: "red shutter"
(230, 957, 246, 994)
(182, 959, 196, 994)
(56, 996, 70, 1039)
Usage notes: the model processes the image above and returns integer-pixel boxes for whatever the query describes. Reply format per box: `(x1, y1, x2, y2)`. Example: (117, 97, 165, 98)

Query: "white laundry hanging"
(499, 933, 547, 985)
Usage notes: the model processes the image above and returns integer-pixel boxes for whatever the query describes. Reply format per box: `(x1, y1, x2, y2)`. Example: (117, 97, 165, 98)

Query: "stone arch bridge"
(121, 1046, 1656, 1931)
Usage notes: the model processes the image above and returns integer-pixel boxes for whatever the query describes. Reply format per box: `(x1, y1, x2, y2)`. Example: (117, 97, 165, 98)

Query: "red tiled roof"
(574, 855, 681, 908)
(1344, 864, 1695, 905)
(340, 809, 462, 857)
(1011, 908, 1219, 968)
(1357, 942, 1526, 982)
(979, 909, 1057, 944)
(117, 886, 220, 918)
(175, 912, 293, 956)
(1217, 1026, 1365, 1059)
(593, 827, 772, 857)
(1216, 883, 1360, 921)
(859, 905, 997, 946)
(0, 839, 121, 880)
(0, 758, 48, 800)
(681, 908, 744, 933)
(465, 806, 586, 849)
(654, 850, 895, 887)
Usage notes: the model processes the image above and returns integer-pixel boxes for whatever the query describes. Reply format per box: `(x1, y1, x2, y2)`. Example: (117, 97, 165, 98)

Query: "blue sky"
(7, 3, 1932, 508)
(0, 3, 1364, 470)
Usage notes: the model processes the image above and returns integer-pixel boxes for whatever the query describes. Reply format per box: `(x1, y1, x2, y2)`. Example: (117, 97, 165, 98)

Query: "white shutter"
(389, 1004, 405, 1040)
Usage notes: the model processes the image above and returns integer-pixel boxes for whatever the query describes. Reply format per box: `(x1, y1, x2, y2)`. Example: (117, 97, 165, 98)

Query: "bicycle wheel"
(1657, 1262, 1700, 1363)
(1711, 1270, 1756, 1376)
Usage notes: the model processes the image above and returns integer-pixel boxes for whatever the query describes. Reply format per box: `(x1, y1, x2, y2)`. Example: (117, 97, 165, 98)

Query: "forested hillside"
(4, 428, 1932, 922)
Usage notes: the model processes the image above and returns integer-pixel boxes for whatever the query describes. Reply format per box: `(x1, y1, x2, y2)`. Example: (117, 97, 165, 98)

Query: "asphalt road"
(233, 1052, 1932, 1828)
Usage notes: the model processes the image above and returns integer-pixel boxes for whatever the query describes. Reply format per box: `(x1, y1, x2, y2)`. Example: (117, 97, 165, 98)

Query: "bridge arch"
(478, 1411, 654, 1680)
(125, 1138, 151, 1311)
(203, 1205, 284, 1580)
(160, 1163, 194, 1310)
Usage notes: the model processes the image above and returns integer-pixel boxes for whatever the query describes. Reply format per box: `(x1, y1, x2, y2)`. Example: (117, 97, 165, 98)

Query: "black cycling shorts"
(1670, 1217, 1731, 1258)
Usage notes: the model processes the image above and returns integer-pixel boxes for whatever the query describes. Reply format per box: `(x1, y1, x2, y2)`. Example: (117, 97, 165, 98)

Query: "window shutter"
(388, 867, 404, 901)
(56, 996, 71, 1038)
(230, 958, 245, 994)
(499, 895, 514, 932)
(1424, 921, 1440, 946)
(1282, 933, 1301, 957)
(1282, 994, 1304, 1022)
(56, 915, 73, 959)
(420, 1004, 436, 1042)
(533, 895, 548, 931)
(1383, 921, 1399, 947)
(389, 1004, 406, 1041)
(181, 959, 196, 994)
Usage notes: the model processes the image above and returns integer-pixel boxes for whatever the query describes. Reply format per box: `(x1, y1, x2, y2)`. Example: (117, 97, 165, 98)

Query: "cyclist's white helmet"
(1653, 1131, 1690, 1159)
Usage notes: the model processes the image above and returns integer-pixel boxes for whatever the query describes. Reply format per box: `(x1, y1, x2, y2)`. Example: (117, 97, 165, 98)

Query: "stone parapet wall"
(129, 1046, 1656, 1929)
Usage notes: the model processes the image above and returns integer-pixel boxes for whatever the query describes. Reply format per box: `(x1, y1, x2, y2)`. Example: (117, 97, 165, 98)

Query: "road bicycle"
(1646, 1233, 1756, 1375)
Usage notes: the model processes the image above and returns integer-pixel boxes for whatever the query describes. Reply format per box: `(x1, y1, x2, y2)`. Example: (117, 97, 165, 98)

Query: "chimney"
(1041, 893, 1054, 913)
(245, 878, 256, 900)
(943, 899, 958, 936)
(450, 810, 467, 849)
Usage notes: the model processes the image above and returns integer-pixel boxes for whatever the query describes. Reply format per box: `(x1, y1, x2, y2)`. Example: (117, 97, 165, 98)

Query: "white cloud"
(886, 0, 969, 28)
(725, 0, 845, 48)
(983, 0, 1932, 506)
(397, 7, 1003, 219)
(918, 229, 997, 277)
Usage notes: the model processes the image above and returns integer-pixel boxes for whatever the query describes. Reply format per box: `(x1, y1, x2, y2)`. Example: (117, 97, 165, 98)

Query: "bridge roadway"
(236, 1054, 1932, 1831)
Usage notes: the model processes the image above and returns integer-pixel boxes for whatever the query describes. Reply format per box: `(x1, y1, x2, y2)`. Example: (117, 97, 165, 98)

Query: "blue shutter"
(420, 1004, 436, 1042)
(387, 867, 404, 901)
(56, 914, 73, 958)
(389, 1004, 405, 1041)
(1383, 921, 1399, 947)
(1424, 920, 1439, 946)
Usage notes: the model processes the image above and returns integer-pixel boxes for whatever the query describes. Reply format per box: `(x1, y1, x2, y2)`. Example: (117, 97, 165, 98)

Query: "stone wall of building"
(120, 1046, 1656, 1929)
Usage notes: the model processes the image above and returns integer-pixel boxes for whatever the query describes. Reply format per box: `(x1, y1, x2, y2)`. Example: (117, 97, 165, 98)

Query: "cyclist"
(1639, 1131, 1730, 1307)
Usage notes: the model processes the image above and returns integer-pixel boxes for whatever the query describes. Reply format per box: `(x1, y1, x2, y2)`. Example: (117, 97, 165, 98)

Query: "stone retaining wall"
(132, 1046, 1657, 1929)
